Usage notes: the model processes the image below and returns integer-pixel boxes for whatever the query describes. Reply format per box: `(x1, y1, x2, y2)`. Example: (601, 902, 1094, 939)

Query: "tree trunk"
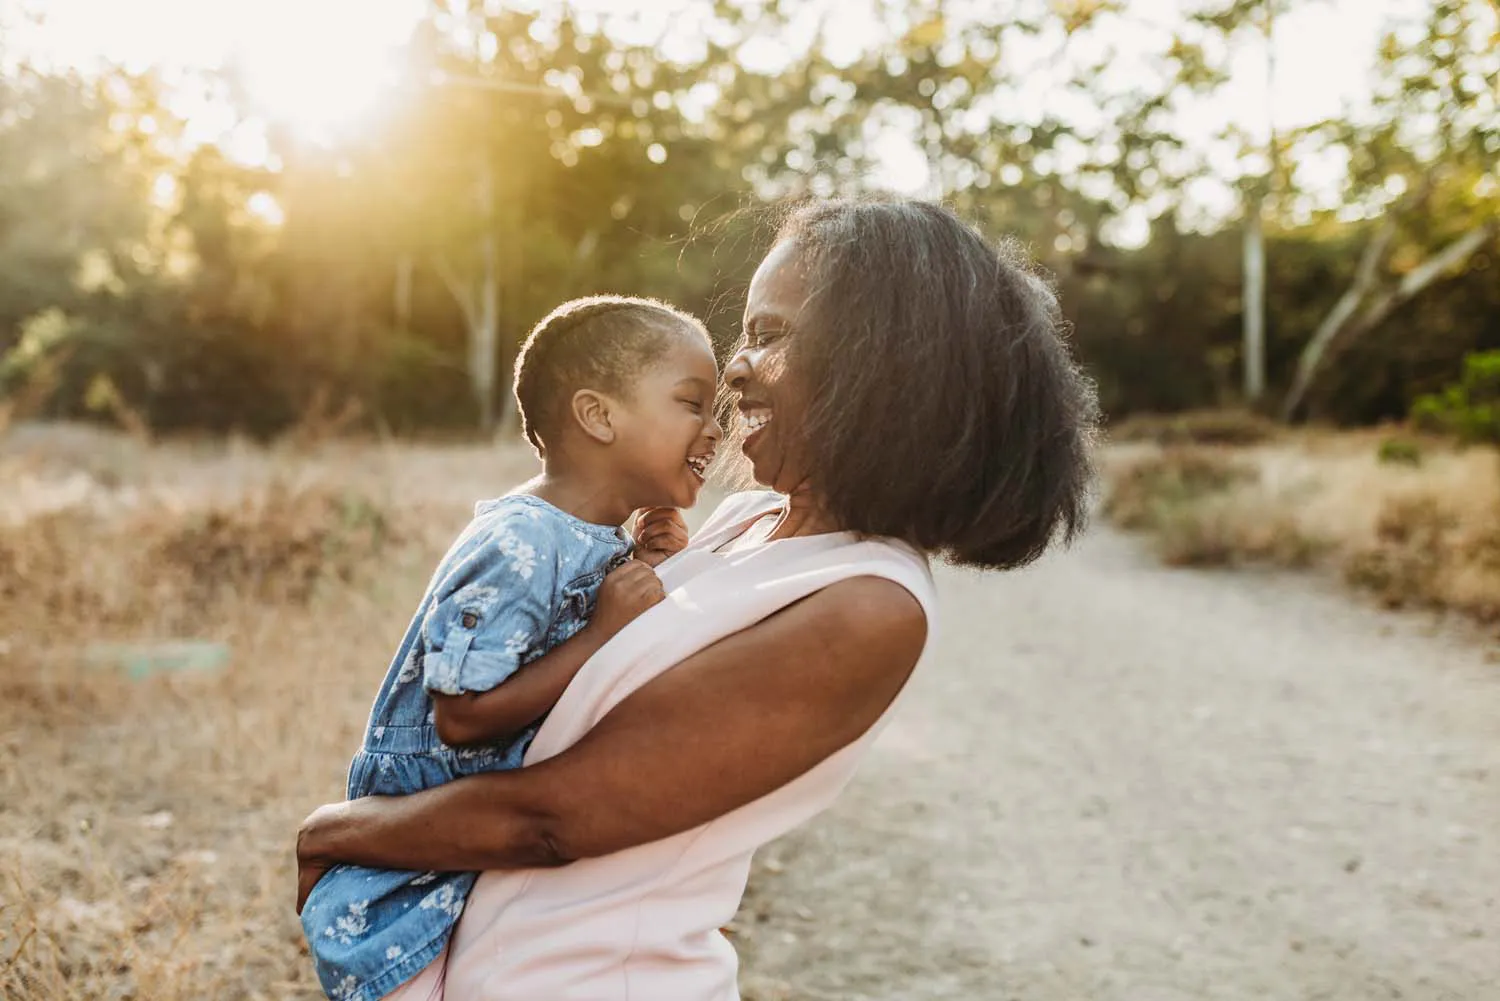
(472, 162, 498, 434)
(1279, 215, 1398, 421)
(1280, 218, 1498, 420)
(431, 161, 501, 434)
(394, 253, 414, 332)
(1242, 202, 1266, 403)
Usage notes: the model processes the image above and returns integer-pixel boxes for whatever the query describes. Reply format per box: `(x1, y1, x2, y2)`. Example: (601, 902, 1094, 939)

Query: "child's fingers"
(636, 508, 682, 533)
(637, 523, 685, 547)
(637, 532, 686, 557)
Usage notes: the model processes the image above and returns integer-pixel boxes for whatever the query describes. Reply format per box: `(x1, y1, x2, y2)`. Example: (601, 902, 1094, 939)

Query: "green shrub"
(1376, 437, 1423, 466)
(1411, 351, 1500, 444)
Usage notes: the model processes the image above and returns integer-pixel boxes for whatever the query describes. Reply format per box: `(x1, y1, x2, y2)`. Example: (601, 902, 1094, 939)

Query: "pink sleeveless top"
(389, 491, 937, 1001)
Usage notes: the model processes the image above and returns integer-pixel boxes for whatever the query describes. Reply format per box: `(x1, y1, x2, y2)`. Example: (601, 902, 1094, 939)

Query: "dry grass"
(0, 424, 541, 1001)
(1101, 430, 1500, 623)
(1106, 408, 1282, 448)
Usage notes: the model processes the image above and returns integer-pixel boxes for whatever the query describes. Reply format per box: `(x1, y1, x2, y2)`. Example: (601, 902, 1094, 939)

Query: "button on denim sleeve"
(420, 516, 562, 697)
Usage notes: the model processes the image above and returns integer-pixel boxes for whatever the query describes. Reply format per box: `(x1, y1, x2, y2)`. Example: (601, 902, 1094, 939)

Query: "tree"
(1280, 0, 1500, 419)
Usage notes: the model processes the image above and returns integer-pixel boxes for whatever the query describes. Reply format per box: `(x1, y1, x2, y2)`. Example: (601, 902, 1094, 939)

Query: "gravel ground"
(736, 524, 1500, 1001)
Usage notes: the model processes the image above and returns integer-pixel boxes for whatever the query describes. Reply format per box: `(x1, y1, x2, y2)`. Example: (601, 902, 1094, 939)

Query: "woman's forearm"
(298, 772, 572, 873)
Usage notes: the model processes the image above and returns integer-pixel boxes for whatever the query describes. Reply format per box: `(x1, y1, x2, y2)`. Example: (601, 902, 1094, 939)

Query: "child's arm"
(431, 560, 665, 748)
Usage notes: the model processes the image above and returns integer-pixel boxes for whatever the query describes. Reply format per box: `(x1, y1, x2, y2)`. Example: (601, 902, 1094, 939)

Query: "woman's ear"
(570, 389, 615, 444)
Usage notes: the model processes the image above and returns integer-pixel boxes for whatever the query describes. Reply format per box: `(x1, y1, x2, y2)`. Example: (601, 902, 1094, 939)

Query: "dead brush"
(1155, 499, 1324, 569)
(0, 480, 392, 644)
(153, 480, 390, 606)
(0, 438, 540, 1001)
(1102, 447, 1259, 532)
(1103, 434, 1500, 623)
(1106, 409, 1281, 448)
(1345, 492, 1500, 621)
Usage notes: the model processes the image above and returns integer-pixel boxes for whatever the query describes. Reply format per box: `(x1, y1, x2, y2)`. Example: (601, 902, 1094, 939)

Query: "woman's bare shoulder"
(803, 575, 928, 669)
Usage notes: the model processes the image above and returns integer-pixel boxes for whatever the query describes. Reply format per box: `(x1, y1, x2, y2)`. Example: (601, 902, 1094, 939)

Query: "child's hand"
(632, 507, 689, 567)
(589, 559, 666, 640)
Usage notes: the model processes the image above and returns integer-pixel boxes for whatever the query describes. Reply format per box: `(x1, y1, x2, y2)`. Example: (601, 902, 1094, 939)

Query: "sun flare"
(22, 0, 422, 142)
(228, 0, 420, 140)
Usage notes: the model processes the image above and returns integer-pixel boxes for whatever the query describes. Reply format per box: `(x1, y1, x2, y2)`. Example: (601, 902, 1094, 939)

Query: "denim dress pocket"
(546, 567, 610, 649)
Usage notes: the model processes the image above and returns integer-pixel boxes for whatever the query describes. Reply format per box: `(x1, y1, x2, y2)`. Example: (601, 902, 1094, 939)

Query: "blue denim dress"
(301, 494, 631, 1001)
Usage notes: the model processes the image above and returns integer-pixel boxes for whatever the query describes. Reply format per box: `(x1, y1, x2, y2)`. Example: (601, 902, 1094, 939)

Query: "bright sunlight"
(20, 0, 422, 140)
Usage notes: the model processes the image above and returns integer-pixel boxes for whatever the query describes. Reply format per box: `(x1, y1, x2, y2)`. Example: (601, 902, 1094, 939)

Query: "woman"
(297, 197, 1099, 1000)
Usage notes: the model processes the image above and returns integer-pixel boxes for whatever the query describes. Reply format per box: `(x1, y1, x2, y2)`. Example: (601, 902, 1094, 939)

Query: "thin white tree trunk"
(430, 161, 501, 433)
(1241, 0, 1276, 406)
(1242, 204, 1266, 402)
(1280, 218, 1497, 420)
(473, 162, 498, 434)
(394, 254, 414, 332)
(1279, 215, 1398, 421)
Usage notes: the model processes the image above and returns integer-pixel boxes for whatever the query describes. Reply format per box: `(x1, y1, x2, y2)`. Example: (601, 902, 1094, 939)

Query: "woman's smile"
(738, 403, 773, 452)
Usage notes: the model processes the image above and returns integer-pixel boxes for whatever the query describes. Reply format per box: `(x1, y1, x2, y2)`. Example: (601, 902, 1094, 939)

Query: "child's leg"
(381, 945, 446, 1001)
(302, 865, 472, 1001)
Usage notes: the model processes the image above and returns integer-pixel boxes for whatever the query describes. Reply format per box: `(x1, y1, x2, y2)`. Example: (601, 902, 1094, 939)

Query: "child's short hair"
(514, 296, 710, 453)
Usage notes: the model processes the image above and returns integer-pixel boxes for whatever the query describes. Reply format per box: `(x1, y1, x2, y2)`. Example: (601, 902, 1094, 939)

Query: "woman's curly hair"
(773, 197, 1100, 570)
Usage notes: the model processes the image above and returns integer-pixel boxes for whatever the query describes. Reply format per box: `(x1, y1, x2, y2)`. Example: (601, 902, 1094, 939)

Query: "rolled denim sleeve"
(420, 517, 559, 696)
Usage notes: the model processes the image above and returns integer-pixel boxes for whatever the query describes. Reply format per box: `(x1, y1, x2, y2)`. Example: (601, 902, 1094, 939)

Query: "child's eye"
(680, 399, 703, 412)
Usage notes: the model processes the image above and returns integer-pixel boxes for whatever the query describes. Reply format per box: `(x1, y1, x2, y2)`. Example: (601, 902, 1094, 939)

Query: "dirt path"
(735, 525, 1500, 1001)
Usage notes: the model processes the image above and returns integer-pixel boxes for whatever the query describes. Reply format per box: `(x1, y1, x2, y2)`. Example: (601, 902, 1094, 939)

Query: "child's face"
(609, 328, 722, 510)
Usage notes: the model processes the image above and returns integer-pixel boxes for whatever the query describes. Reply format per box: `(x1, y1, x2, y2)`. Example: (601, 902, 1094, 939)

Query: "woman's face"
(724, 240, 813, 493)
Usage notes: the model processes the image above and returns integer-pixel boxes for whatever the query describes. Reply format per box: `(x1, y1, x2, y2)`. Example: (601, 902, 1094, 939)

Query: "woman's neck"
(769, 483, 840, 540)
(523, 468, 632, 528)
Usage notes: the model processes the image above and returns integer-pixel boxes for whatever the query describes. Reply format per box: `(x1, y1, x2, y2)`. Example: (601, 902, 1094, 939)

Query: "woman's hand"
(295, 802, 344, 914)
(632, 508, 689, 567)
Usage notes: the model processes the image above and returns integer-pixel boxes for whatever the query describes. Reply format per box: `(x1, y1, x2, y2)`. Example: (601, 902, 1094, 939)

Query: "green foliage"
(0, 309, 75, 390)
(1410, 350, 1500, 444)
(1376, 437, 1423, 466)
(0, 0, 1496, 434)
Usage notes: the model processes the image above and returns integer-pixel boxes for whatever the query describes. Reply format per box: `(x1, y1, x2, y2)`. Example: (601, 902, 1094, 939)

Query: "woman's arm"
(297, 575, 925, 896)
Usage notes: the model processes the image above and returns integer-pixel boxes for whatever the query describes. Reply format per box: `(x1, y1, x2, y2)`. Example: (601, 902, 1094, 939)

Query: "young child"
(300, 296, 721, 1001)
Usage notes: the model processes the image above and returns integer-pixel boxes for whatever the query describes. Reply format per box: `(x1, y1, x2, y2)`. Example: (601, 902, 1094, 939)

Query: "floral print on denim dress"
(301, 494, 631, 1001)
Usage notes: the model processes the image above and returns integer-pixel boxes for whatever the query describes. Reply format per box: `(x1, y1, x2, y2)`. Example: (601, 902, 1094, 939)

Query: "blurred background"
(2, 2, 1498, 1000)
(1, 0, 1495, 435)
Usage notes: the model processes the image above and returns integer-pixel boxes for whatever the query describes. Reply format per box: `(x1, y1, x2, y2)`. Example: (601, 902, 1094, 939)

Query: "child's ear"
(570, 389, 615, 444)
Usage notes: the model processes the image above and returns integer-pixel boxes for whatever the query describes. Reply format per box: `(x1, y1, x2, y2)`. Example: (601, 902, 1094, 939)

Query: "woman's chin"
(745, 459, 779, 492)
(740, 439, 775, 489)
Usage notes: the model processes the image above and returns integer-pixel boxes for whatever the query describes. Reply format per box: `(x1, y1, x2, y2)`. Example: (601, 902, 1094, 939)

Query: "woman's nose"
(723, 349, 751, 390)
